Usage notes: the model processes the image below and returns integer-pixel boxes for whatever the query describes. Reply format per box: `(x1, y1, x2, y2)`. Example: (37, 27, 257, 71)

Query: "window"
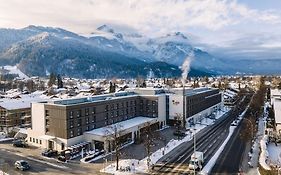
(45, 110, 49, 116)
(33, 138, 35, 143)
(78, 119, 82, 127)
(105, 113, 108, 120)
(86, 125, 89, 131)
(77, 110, 82, 117)
(70, 111, 74, 118)
(116, 103, 119, 109)
(105, 105, 109, 111)
(86, 117, 89, 124)
(92, 124, 96, 129)
(126, 102, 129, 107)
(92, 107, 96, 114)
(36, 139, 38, 144)
(70, 130, 74, 138)
(70, 120, 74, 128)
(85, 108, 89, 116)
(92, 116, 96, 123)
(77, 128, 81, 136)
(40, 140, 42, 145)
(30, 137, 32, 142)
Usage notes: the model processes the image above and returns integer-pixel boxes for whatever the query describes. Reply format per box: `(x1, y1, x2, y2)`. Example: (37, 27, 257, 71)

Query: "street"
(152, 94, 252, 175)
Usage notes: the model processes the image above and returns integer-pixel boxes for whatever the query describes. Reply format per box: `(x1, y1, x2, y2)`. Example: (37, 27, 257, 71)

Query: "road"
(0, 146, 104, 175)
(210, 119, 245, 174)
(152, 94, 252, 175)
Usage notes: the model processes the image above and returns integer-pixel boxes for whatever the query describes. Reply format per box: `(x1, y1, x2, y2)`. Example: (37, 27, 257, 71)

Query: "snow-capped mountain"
(0, 25, 225, 78)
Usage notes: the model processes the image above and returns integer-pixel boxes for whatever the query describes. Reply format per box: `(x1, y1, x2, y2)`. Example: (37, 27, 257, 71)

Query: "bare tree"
(141, 122, 160, 168)
(104, 124, 123, 171)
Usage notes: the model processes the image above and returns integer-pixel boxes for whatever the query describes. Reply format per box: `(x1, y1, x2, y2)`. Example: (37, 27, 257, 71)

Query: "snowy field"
(101, 108, 230, 175)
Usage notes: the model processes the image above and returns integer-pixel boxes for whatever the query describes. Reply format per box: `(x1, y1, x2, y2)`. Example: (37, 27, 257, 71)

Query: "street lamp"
(193, 127, 196, 175)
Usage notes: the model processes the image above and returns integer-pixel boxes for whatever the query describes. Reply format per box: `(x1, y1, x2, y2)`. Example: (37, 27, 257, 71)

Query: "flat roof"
(84, 116, 157, 137)
(170, 87, 218, 96)
(0, 94, 45, 110)
(50, 91, 136, 106)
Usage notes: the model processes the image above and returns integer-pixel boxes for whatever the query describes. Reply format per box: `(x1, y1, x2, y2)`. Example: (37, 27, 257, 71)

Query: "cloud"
(1, 0, 281, 60)
(0, 0, 280, 35)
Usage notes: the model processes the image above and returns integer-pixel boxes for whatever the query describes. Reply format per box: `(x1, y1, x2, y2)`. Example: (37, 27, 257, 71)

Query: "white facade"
(157, 94, 167, 127)
(271, 89, 281, 105)
(273, 98, 281, 135)
(169, 95, 183, 119)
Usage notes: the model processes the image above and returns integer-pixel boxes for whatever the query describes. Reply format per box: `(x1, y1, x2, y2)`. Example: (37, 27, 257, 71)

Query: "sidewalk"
(241, 106, 267, 174)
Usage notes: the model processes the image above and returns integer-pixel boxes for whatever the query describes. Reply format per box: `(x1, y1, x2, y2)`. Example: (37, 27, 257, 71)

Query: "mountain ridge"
(0, 25, 234, 78)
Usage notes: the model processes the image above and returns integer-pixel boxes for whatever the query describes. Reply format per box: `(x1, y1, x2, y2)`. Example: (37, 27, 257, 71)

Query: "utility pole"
(182, 84, 186, 129)
(193, 128, 196, 175)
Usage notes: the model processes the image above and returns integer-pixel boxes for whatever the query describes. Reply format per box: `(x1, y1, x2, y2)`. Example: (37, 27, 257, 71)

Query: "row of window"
(69, 124, 96, 138)
(29, 137, 42, 145)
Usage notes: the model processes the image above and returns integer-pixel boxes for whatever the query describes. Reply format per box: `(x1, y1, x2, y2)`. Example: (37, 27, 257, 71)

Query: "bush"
(258, 163, 278, 175)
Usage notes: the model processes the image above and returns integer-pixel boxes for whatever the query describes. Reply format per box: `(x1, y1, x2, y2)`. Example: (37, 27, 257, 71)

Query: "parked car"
(58, 155, 66, 162)
(41, 149, 58, 157)
(12, 140, 28, 148)
(14, 160, 30, 171)
(173, 130, 186, 137)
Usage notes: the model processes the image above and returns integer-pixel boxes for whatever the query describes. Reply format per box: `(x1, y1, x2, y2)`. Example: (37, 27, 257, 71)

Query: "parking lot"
(0, 141, 105, 175)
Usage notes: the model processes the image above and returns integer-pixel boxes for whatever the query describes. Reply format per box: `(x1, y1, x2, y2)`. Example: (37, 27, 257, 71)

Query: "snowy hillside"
(3, 65, 29, 79)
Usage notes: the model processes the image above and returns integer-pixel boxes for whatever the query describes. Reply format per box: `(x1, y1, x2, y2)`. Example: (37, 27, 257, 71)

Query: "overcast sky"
(0, 0, 281, 60)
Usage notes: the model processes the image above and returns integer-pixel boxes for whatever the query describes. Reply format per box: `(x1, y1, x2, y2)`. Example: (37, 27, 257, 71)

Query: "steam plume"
(181, 51, 194, 85)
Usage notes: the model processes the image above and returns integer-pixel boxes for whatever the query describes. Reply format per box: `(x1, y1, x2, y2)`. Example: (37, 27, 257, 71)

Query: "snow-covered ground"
(3, 65, 29, 79)
(267, 143, 281, 165)
(259, 135, 271, 170)
(0, 170, 9, 175)
(101, 108, 230, 175)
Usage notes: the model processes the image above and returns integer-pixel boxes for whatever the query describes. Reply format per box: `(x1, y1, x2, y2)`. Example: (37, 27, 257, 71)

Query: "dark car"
(58, 155, 66, 162)
(14, 160, 30, 171)
(42, 149, 58, 157)
(12, 140, 28, 148)
(173, 130, 186, 137)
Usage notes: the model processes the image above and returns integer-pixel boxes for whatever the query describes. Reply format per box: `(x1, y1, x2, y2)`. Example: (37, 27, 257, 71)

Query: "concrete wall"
(157, 95, 167, 126)
(31, 103, 45, 135)
(169, 95, 183, 120)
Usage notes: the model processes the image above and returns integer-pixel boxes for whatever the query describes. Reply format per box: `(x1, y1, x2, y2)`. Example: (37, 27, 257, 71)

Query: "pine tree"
(48, 72, 56, 87)
(57, 74, 63, 89)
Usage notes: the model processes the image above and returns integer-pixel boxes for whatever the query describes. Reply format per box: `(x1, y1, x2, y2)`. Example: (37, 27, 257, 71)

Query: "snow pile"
(101, 159, 146, 175)
(0, 138, 13, 142)
(201, 126, 236, 174)
(0, 132, 6, 139)
(267, 143, 281, 165)
(0, 170, 9, 175)
(259, 135, 271, 170)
